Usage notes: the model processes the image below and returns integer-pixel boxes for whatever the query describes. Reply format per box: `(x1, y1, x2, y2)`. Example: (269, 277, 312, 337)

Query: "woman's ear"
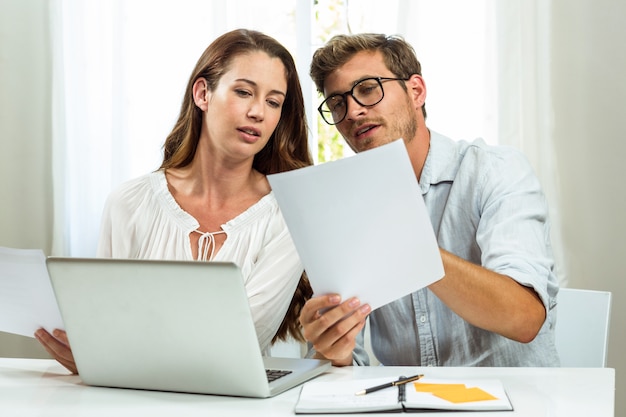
(192, 78, 209, 110)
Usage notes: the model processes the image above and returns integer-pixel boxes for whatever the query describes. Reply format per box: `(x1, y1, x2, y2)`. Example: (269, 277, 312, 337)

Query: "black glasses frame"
(317, 77, 409, 125)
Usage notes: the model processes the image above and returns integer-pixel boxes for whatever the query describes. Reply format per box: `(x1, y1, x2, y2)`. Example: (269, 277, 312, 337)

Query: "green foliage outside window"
(317, 117, 344, 163)
(314, 0, 347, 163)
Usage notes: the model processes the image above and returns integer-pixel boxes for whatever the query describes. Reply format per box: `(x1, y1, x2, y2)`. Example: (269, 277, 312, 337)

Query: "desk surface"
(0, 358, 614, 416)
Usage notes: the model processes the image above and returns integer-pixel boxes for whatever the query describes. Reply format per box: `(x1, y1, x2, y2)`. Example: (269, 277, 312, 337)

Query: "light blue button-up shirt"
(354, 131, 560, 367)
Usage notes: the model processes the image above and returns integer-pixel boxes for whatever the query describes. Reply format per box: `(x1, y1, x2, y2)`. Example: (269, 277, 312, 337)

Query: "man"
(299, 33, 559, 367)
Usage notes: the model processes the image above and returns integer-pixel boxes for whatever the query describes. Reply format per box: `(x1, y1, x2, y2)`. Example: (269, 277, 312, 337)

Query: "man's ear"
(407, 74, 427, 109)
(192, 78, 209, 111)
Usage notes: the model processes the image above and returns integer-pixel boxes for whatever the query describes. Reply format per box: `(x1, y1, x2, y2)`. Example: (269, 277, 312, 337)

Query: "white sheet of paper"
(0, 247, 64, 337)
(268, 139, 444, 310)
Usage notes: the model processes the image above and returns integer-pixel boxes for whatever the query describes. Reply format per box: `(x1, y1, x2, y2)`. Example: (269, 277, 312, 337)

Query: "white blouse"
(97, 170, 303, 352)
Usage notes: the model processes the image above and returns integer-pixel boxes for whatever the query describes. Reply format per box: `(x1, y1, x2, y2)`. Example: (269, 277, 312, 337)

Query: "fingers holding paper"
(34, 328, 78, 374)
(300, 294, 371, 366)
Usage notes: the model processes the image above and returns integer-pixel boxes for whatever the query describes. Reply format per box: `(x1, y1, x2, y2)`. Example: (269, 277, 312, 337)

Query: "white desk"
(0, 358, 614, 416)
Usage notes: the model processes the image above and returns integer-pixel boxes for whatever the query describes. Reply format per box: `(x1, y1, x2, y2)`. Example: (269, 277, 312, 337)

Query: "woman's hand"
(34, 328, 78, 374)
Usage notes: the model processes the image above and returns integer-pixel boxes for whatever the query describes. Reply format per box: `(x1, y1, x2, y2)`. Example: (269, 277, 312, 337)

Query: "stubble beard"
(343, 97, 419, 152)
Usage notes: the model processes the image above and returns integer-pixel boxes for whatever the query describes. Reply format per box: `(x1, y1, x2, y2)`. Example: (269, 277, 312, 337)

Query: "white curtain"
(396, 0, 498, 144)
(492, 1, 567, 285)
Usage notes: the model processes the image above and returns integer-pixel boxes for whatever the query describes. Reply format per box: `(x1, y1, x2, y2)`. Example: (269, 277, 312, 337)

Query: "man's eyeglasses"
(317, 77, 409, 125)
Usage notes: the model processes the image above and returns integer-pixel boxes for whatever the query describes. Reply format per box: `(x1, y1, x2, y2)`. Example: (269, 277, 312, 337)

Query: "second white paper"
(268, 139, 444, 311)
(0, 247, 64, 337)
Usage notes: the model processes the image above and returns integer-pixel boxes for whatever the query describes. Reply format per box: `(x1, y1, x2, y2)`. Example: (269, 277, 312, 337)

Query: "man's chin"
(348, 137, 377, 153)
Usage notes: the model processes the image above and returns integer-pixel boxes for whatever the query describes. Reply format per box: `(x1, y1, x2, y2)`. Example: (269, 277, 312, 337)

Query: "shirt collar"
(419, 130, 459, 195)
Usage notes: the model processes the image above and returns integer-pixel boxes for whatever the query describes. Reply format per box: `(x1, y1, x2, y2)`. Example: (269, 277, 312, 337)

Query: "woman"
(35, 29, 313, 373)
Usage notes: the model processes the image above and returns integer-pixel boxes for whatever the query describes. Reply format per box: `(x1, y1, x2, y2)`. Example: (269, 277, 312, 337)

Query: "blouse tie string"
(194, 229, 226, 261)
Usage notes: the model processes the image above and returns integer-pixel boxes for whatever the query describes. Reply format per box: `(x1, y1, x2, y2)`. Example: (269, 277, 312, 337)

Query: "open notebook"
(295, 375, 513, 413)
(46, 257, 330, 398)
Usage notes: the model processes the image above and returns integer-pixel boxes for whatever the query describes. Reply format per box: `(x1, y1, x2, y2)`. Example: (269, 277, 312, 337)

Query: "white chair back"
(554, 288, 612, 367)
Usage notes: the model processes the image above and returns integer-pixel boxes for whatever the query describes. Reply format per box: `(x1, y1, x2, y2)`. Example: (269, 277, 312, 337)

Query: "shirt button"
(419, 315, 427, 323)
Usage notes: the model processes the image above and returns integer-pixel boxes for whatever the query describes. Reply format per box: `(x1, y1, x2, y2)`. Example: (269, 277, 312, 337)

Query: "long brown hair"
(273, 272, 313, 344)
(160, 29, 313, 343)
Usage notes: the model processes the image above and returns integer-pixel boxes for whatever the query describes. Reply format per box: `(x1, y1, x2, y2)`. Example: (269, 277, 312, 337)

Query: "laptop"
(45, 257, 331, 397)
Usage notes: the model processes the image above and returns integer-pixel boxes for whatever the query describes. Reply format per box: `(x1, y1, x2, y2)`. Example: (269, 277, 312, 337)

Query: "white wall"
(0, 0, 54, 358)
(1, 0, 624, 414)
(551, 1, 625, 414)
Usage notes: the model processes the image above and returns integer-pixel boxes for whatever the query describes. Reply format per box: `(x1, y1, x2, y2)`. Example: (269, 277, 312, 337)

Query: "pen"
(355, 374, 424, 396)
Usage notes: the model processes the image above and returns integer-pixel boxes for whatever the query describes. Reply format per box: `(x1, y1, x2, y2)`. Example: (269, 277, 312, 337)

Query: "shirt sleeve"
(95, 184, 142, 259)
(474, 147, 558, 310)
(243, 214, 304, 353)
(96, 193, 115, 258)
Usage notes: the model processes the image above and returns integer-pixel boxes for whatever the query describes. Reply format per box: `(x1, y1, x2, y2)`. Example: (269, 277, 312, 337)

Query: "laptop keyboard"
(265, 369, 293, 382)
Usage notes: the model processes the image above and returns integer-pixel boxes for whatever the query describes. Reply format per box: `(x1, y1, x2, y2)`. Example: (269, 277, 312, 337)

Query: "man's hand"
(299, 294, 371, 366)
